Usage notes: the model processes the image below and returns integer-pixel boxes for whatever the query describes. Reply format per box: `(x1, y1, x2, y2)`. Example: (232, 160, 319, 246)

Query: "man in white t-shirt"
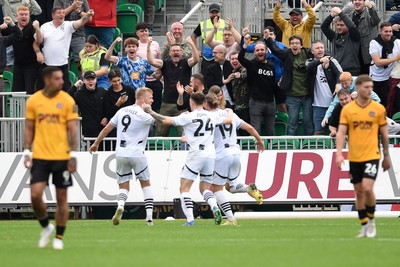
(89, 87, 155, 226)
(143, 92, 232, 226)
(369, 22, 400, 107)
(35, 7, 94, 90)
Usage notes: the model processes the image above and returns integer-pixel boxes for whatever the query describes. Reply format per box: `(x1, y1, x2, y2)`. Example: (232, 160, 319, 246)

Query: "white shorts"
(116, 156, 150, 184)
(181, 157, 215, 182)
(213, 154, 241, 186)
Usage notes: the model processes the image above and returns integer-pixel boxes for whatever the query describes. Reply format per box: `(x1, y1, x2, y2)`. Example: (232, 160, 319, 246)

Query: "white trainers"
(146, 220, 154, 226)
(38, 223, 55, 248)
(366, 219, 377, 238)
(355, 225, 367, 238)
(112, 207, 124, 225)
(53, 238, 64, 250)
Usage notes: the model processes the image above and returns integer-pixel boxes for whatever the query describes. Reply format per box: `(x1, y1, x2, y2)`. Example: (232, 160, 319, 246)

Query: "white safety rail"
(0, 92, 30, 118)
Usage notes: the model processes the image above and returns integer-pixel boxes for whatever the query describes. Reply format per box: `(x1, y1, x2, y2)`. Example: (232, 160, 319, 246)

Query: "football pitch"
(0, 218, 399, 267)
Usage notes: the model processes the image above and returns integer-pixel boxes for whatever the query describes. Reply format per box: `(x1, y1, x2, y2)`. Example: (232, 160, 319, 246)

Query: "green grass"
(0, 218, 399, 267)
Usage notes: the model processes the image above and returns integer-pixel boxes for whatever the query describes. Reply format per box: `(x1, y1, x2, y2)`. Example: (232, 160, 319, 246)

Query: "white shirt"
(369, 39, 400, 81)
(110, 105, 154, 157)
(212, 109, 243, 159)
(313, 65, 333, 107)
(41, 21, 76, 66)
(173, 109, 223, 158)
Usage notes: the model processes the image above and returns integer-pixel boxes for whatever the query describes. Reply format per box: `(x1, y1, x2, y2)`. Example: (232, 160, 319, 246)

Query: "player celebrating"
(204, 93, 265, 225)
(24, 67, 79, 250)
(143, 92, 232, 226)
(336, 75, 391, 238)
(89, 87, 156, 226)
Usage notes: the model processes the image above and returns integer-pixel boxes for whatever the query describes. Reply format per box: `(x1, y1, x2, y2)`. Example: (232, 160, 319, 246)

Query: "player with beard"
(238, 34, 277, 136)
(105, 36, 155, 91)
(176, 73, 206, 111)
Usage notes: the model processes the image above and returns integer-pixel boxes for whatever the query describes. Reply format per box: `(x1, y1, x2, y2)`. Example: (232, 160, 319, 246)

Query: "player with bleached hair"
(142, 92, 232, 226)
(89, 87, 156, 226)
(204, 91, 265, 225)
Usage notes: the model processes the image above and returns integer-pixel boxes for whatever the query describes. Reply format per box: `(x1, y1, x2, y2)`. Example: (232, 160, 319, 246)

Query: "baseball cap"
(209, 3, 220, 12)
(83, 71, 96, 79)
(289, 8, 303, 16)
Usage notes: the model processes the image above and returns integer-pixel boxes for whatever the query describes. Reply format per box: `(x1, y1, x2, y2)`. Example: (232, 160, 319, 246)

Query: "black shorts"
(31, 159, 73, 188)
(349, 160, 380, 184)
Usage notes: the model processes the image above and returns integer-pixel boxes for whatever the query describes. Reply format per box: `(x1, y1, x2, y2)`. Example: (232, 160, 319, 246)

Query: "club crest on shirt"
(56, 103, 63, 109)
(369, 111, 375, 117)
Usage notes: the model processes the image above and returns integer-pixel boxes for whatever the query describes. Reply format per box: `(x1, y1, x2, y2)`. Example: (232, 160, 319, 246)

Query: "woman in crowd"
(209, 85, 231, 109)
(80, 35, 110, 88)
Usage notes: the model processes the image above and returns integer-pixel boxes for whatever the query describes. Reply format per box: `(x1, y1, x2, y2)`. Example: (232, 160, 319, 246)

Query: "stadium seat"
(69, 71, 77, 85)
(155, 0, 164, 11)
(117, 4, 143, 37)
(146, 140, 171, 150)
(300, 138, 332, 149)
(241, 139, 267, 150)
(274, 112, 289, 136)
(168, 126, 180, 137)
(392, 112, 400, 124)
(270, 139, 299, 150)
(3, 71, 13, 92)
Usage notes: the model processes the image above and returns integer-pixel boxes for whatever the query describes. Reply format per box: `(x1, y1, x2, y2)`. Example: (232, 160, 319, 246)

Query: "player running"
(204, 93, 265, 226)
(89, 87, 156, 226)
(24, 67, 79, 250)
(336, 75, 391, 238)
(143, 92, 232, 226)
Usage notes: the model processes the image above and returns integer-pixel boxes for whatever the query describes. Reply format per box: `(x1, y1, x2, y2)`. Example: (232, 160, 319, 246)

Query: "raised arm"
(147, 37, 164, 69)
(205, 16, 222, 49)
(238, 34, 252, 68)
(264, 35, 286, 61)
(272, 0, 288, 30)
(339, 10, 361, 42)
(72, 9, 94, 30)
(60, 0, 81, 16)
(186, 37, 199, 67)
(226, 17, 242, 44)
(302, 0, 316, 30)
(321, 12, 336, 42)
(365, 0, 381, 27)
(105, 37, 121, 64)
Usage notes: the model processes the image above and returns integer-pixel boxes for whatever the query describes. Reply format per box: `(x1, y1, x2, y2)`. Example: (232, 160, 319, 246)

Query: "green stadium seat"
(3, 71, 13, 92)
(301, 138, 332, 149)
(69, 71, 77, 85)
(275, 112, 289, 136)
(168, 126, 180, 137)
(240, 139, 267, 150)
(392, 112, 400, 123)
(117, 4, 143, 37)
(155, 0, 164, 11)
(270, 139, 299, 150)
(146, 140, 171, 150)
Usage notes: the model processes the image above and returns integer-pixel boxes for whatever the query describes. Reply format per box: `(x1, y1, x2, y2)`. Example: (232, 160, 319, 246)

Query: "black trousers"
(373, 79, 389, 107)
(37, 64, 71, 91)
(146, 79, 163, 112)
(12, 63, 41, 94)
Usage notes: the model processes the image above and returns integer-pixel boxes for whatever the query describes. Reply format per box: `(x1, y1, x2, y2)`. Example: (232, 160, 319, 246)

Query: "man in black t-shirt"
(147, 37, 199, 136)
(328, 88, 352, 136)
(9, 7, 41, 94)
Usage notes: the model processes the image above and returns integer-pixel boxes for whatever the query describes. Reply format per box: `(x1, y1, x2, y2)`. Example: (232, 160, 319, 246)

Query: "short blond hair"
(136, 87, 153, 99)
(339, 72, 352, 82)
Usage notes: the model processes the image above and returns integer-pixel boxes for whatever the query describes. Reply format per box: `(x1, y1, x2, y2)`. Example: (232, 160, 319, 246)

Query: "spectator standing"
(321, 7, 361, 76)
(104, 69, 136, 125)
(369, 22, 400, 107)
(205, 17, 240, 60)
(80, 35, 110, 88)
(205, 44, 234, 106)
(389, 11, 400, 39)
(387, 52, 400, 116)
(105, 36, 154, 91)
(265, 33, 313, 136)
(229, 51, 250, 136)
(239, 36, 277, 136)
(68, 70, 107, 138)
(306, 40, 342, 134)
(1, 0, 42, 22)
(176, 73, 205, 112)
(328, 88, 352, 137)
(273, 0, 316, 48)
(7, 6, 41, 94)
(191, 3, 225, 74)
(349, 0, 380, 74)
(53, 0, 90, 73)
(161, 22, 192, 60)
(31, 0, 53, 26)
(85, 0, 116, 48)
(147, 37, 199, 137)
(136, 22, 163, 111)
(36, 7, 94, 91)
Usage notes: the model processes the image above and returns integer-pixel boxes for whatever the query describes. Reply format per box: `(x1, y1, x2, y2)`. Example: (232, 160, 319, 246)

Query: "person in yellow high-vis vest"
(191, 3, 225, 74)
(80, 35, 111, 89)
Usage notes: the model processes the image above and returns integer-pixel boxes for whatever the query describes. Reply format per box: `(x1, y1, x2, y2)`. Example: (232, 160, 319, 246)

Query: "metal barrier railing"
(0, 92, 30, 118)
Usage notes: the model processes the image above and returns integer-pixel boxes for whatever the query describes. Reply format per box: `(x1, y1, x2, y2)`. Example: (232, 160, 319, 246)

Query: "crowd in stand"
(2, 0, 400, 139)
